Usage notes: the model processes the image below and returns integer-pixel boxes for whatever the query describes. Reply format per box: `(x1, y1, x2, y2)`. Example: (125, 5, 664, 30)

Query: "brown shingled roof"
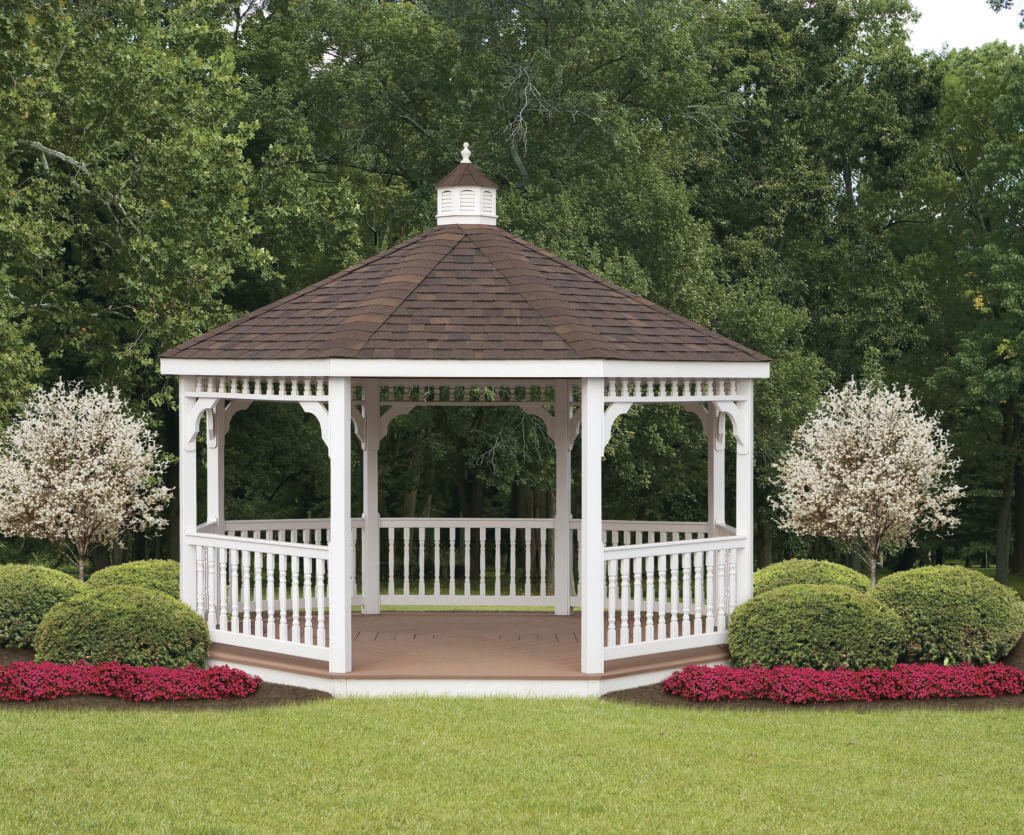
(163, 224, 768, 363)
(435, 162, 498, 189)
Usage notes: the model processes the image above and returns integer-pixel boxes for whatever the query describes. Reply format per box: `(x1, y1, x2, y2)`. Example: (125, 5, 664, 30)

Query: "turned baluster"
(418, 526, 426, 597)
(267, 552, 277, 639)
(493, 527, 501, 596)
(387, 528, 395, 597)
(606, 560, 617, 647)
(448, 527, 456, 596)
(645, 555, 656, 642)
(632, 556, 643, 644)
(218, 549, 228, 631)
(290, 554, 300, 641)
(302, 556, 313, 644)
(716, 550, 727, 633)
(619, 558, 631, 645)
(682, 553, 692, 637)
(539, 527, 548, 597)
(657, 554, 668, 640)
(433, 527, 441, 597)
(524, 527, 533, 597)
(509, 527, 517, 598)
(669, 552, 680, 639)
(229, 549, 239, 632)
(694, 551, 705, 636)
(253, 551, 264, 637)
(315, 558, 326, 646)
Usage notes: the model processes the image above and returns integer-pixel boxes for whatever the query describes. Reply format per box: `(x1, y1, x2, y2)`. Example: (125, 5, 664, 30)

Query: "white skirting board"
(207, 659, 726, 698)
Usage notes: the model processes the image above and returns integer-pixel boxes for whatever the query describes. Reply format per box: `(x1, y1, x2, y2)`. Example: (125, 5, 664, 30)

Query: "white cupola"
(435, 142, 498, 225)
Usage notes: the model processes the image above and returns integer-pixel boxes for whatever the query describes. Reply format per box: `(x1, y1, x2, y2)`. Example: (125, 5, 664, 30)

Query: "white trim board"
(161, 358, 770, 380)
(206, 660, 725, 698)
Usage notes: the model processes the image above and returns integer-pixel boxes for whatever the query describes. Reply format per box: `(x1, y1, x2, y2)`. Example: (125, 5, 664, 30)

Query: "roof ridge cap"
(324, 229, 469, 357)
(467, 228, 601, 359)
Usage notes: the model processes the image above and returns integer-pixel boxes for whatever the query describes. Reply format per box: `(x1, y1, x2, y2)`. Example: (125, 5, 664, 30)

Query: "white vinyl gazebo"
(160, 144, 769, 689)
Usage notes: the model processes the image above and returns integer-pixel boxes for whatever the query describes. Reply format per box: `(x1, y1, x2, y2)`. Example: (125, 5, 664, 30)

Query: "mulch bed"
(0, 648, 329, 711)
(603, 637, 1024, 711)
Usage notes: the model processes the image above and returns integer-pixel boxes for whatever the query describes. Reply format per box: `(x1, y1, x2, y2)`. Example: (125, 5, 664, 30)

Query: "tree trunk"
(869, 545, 878, 588)
(758, 519, 774, 569)
(1012, 456, 1024, 576)
(995, 402, 1019, 585)
(996, 483, 1013, 584)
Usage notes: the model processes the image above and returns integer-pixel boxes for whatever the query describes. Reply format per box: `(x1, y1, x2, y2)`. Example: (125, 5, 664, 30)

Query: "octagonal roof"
(163, 222, 767, 364)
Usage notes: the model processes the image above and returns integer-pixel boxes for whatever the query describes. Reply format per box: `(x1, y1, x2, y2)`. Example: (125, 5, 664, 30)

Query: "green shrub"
(874, 566, 1024, 664)
(88, 559, 179, 597)
(729, 583, 905, 670)
(0, 564, 85, 648)
(35, 586, 209, 668)
(753, 559, 869, 596)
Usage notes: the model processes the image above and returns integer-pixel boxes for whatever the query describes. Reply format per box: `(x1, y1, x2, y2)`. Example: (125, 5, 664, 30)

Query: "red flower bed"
(662, 663, 1024, 704)
(0, 661, 260, 703)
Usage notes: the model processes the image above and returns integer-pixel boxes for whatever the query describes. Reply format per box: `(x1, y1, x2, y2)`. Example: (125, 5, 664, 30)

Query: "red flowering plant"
(662, 663, 1024, 705)
(0, 661, 260, 703)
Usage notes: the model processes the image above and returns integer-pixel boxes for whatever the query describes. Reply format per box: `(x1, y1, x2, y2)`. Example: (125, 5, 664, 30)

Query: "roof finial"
(460, 142, 472, 164)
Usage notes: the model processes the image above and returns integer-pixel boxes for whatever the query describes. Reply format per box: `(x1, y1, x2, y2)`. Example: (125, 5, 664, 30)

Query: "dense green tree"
(6, 0, 1023, 582)
(899, 45, 1024, 581)
(0, 0, 266, 407)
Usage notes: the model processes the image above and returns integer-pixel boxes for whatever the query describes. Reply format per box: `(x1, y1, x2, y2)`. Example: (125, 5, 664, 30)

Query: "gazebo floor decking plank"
(208, 611, 728, 681)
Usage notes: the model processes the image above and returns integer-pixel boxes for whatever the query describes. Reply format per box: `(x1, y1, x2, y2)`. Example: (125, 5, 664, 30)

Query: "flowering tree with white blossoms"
(772, 380, 963, 587)
(0, 383, 171, 580)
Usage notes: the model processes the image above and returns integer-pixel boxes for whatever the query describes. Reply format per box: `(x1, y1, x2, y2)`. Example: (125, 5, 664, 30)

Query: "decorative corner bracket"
(603, 402, 632, 452)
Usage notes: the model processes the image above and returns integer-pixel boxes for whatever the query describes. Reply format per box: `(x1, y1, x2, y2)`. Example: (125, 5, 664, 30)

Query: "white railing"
(380, 518, 556, 606)
(222, 518, 331, 546)
(203, 517, 720, 615)
(187, 532, 330, 660)
(598, 520, 710, 547)
(602, 535, 743, 660)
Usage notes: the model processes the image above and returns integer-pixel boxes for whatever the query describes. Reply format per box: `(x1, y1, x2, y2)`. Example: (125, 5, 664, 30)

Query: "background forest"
(1, 0, 1023, 583)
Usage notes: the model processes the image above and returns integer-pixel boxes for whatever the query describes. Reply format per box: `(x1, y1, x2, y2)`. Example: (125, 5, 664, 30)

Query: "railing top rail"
(380, 516, 556, 527)
(223, 518, 329, 528)
(187, 532, 328, 559)
(603, 534, 745, 558)
(601, 520, 709, 531)
(221, 516, 710, 531)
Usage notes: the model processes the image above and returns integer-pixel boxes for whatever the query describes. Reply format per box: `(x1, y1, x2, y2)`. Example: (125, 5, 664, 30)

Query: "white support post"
(580, 377, 605, 674)
(361, 380, 381, 614)
(178, 378, 199, 609)
(735, 385, 755, 604)
(328, 377, 353, 673)
(205, 401, 225, 526)
(707, 403, 725, 537)
(552, 380, 573, 615)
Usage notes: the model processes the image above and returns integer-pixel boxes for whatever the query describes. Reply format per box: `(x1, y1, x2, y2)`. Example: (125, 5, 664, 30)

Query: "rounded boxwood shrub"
(753, 559, 869, 596)
(729, 584, 905, 670)
(35, 586, 209, 668)
(874, 566, 1024, 664)
(88, 559, 179, 598)
(0, 564, 85, 648)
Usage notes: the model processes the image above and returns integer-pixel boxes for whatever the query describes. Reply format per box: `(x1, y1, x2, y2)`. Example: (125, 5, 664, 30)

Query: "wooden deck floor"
(209, 611, 729, 681)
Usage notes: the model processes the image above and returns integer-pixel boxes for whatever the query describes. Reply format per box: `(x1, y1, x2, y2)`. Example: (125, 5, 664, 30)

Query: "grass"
(2, 698, 1023, 833)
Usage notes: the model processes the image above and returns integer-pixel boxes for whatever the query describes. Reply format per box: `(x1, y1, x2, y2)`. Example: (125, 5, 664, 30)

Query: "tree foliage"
(773, 381, 963, 585)
(1, 1, 1023, 578)
(0, 383, 170, 579)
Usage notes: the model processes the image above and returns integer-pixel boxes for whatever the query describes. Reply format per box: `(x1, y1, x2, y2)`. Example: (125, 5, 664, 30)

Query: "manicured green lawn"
(1, 698, 1022, 833)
